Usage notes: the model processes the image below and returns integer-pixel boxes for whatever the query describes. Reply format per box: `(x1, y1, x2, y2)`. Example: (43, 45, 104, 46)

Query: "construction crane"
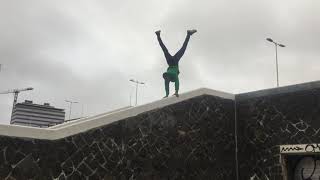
(0, 87, 34, 115)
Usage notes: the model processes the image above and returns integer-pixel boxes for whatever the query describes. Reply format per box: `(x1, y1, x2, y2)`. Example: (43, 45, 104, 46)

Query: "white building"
(11, 100, 65, 127)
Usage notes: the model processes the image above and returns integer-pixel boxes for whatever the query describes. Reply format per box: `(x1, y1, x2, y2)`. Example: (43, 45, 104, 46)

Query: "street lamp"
(129, 79, 145, 106)
(266, 38, 286, 87)
(65, 100, 78, 120)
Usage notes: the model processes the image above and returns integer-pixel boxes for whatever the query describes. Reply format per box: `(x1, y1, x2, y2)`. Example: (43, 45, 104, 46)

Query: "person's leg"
(174, 29, 196, 60)
(163, 73, 170, 98)
(156, 31, 171, 60)
(173, 34, 190, 60)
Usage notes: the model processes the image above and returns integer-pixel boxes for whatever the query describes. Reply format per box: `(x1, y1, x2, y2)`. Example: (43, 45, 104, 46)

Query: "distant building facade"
(11, 100, 65, 127)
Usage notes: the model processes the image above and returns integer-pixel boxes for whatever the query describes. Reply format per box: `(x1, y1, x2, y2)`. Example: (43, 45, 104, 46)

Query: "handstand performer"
(155, 29, 197, 98)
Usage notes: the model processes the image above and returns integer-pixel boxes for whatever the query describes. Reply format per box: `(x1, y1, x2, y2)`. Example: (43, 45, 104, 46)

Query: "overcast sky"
(0, 0, 319, 124)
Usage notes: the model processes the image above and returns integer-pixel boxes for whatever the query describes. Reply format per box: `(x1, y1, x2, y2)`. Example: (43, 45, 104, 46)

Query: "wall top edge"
(0, 87, 234, 140)
(236, 80, 320, 101)
(1, 80, 320, 140)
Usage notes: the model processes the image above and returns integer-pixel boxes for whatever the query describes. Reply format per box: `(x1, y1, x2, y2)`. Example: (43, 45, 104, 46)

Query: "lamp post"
(65, 100, 78, 120)
(129, 79, 145, 106)
(81, 104, 84, 118)
(266, 38, 286, 87)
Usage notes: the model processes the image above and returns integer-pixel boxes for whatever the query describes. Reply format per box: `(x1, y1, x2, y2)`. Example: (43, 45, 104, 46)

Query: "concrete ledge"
(48, 106, 133, 130)
(2, 80, 319, 140)
(236, 80, 320, 101)
(0, 124, 55, 139)
(0, 88, 234, 140)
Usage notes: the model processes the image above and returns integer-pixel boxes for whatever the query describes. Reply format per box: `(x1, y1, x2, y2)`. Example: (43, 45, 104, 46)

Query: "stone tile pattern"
(0, 95, 235, 180)
(237, 88, 320, 180)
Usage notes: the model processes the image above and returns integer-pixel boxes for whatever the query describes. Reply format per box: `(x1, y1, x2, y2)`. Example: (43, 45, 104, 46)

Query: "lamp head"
(266, 38, 273, 42)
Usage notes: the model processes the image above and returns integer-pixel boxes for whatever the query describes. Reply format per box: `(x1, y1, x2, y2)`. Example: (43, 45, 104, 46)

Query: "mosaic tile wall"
(237, 88, 320, 180)
(0, 95, 235, 180)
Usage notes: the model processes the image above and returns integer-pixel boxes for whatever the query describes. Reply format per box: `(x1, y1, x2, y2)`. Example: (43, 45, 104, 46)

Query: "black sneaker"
(187, 29, 197, 35)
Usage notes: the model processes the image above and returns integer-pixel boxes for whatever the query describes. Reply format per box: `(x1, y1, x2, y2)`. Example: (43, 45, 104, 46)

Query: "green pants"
(163, 66, 179, 96)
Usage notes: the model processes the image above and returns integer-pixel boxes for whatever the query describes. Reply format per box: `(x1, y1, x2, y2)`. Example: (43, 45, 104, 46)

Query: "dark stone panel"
(237, 87, 320, 180)
(0, 95, 235, 179)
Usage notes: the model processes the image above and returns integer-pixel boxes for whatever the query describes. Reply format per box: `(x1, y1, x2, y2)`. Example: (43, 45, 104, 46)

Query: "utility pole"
(129, 79, 145, 106)
(65, 100, 78, 120)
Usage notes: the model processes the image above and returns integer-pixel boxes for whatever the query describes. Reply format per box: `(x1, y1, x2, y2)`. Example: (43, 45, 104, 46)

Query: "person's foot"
(163, 95, 168, 98)
(173, 93, 179, 97)
(155, 30, 161, 36)
(187, 29, 197, 35)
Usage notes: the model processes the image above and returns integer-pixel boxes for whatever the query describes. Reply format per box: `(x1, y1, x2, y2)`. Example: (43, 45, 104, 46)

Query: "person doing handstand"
(155, 29, 197, 98)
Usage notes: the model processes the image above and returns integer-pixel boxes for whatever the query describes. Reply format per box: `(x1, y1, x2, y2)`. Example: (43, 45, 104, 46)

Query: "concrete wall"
(0, 95, 236, 179)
